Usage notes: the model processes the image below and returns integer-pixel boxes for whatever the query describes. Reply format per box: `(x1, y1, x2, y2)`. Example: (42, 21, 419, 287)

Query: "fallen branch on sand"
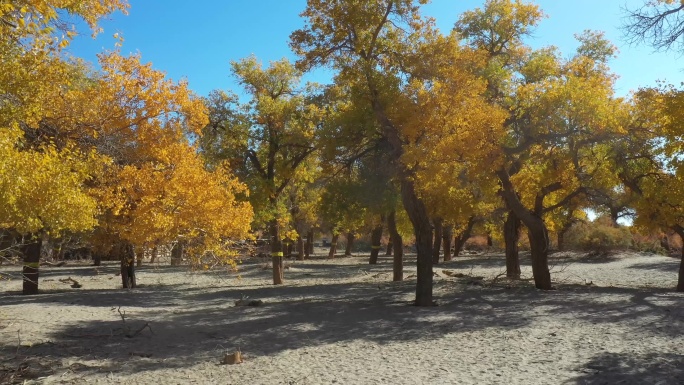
(41, 260, 67, 267)
(58, 277, 82, 288)
(117, 307, 154, 338)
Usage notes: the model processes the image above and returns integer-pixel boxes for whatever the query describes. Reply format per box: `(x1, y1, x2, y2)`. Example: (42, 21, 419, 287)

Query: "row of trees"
(2, 0, 684, 303)
(0, 1, 252, 293)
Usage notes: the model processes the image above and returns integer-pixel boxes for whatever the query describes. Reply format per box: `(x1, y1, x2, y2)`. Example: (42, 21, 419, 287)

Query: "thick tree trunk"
(400, 179, 433, 306)
(21, 238, 41, 295)
(671, 226, 684, 292)
(660, 234, 671, 253)
(269, 220, 284, 285)
(388, 210, 403, 282)
(497, 170, 552, 290)
(305, 230, 314, 258)
(369, 224, 383, 264)
(386, 241, 393, 256)
(171, 241, 184, 266)
(328, 233, 339, 259)
(345, 232, 355, 256)
(504, 210, 521, 278)
(442, 225, 453, 262)
(527, 221, 552, 290)
(454, 216, 476, 258)
(297, 235, 305, 261)
(432, 218, 443, 265)
(93, 253, 102, 266)
(120, 241, 136, 289)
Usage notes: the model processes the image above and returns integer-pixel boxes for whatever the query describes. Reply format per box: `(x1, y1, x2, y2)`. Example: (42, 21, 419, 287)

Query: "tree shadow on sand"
(565, 352, 684, 385)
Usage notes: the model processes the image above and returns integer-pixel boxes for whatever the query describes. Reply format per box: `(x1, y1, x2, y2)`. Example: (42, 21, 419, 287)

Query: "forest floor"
(0, 250, 683, 385)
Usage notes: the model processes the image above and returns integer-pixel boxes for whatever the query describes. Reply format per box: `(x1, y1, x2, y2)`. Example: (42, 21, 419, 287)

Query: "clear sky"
(67, 0, 682, 98)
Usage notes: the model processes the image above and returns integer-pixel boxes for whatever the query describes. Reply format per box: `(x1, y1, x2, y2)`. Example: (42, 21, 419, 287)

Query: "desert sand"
(1, 250, 683, 384)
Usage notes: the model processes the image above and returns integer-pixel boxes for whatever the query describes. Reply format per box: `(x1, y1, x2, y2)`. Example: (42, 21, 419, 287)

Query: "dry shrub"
(564, 218, 632, 253)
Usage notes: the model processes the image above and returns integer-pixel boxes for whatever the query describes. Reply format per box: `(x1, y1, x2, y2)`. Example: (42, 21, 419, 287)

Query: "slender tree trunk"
(369, 224, 383, 264)
(671, 226, 684, 292)
(269, 219, 284, 285)
(297, 235, 305, 261)
(305, 230, 314, 258)
(388, 210, 403, 282)
(345, 232, 355, 256)
(120, 241, 136, 289)
(400, 179, 433, 306)
(328, 233, 339, 259)
(487, 233, 493, 247)
(22, 237, 41, 295)
(93, 253, 102, 266)
(454, 216, 476, 258)
(432, 217, 443, 265)
(136, 247, 144, 267)
(442, 225, 453, 262)
(283, 239, 291, 259)
(504, 210, 521, 278)
(150, 246, 158, 264)
(386, 241, 393, 256)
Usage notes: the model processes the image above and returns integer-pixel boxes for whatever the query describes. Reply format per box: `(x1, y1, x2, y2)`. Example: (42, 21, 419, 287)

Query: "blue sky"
(67, 0, 682, 98)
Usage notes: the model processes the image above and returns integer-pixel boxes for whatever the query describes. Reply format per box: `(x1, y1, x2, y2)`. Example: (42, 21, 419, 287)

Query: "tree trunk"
(345, 232, 355, 256)
(328, 233, 339, 259)
(442, 226, 453, 262)
(487, 233, 494, 247)
(369, 224, 383, 264)
(297, 235, 305, 261)
(93, 253, 102, 266)
(388, 210, 403, 282)
(171, 241, 184, 266)
(504, 210, 521, 278)
(386, 241, 393, 256)
(305, 230, 314, 258)
(150, 246, 158, 264)
(269, 220, 284, 285)
(527, 221, 552, 289)
(671, 226, 684, 292)
(120, 241, 136, 289)
(660, 234, 671, 253)
(136, 247, 144, 267)
(454, 216, 476, 258)
(400, 179, 433, 306)
(497, 169, 552, 290)
(432, 217, 443, 265)
(21, 238, 41, 295)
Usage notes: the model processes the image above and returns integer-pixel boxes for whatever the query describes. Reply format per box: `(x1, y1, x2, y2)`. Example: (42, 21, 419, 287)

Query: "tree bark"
(120, 241, 136, 289)
(671, 226, 684, 292)
(369, 224, 384, 264)
(21, 238, 41, 295)
(504, 210, 521, 278)
(432, 217, 443, 265)
(400, 179, 433, 306)
(386, 241, 393, 256)
(297, 235, 305, 261)
(388, 210, 403, 282)
(345, 232, 355, 256)
(171, 241, 184, 266)
(305, 230, 314, 258)
(442, 225, 453, 262)
(328, 233, 339, 259)
(150, 246, 158, 264)
(454, 216, 476, 258)
(497, 169, 552, 290)
(93, 253, 102, 266)
(269, 219, 284, 285)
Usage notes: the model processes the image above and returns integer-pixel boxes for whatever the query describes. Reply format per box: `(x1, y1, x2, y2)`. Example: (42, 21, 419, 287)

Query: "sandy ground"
(1, 250, 683, 385)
